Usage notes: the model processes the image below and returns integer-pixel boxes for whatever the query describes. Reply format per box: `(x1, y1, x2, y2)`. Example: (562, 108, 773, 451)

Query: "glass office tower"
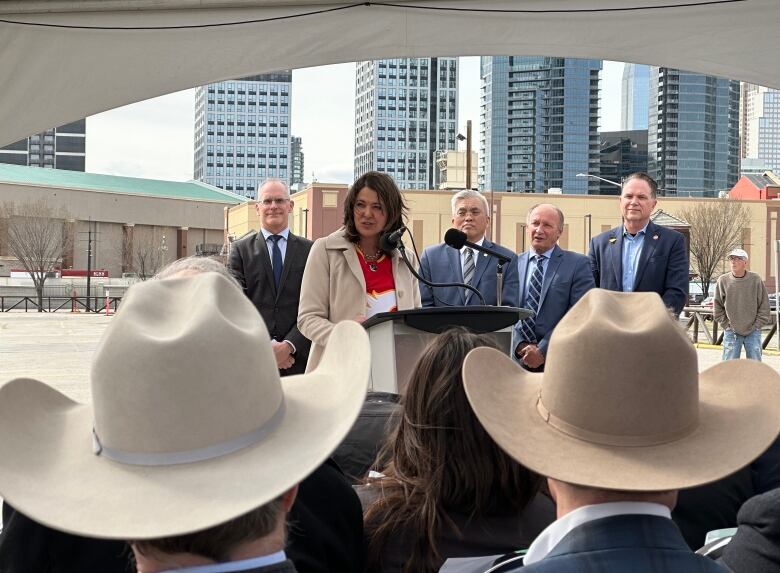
(648, 68, 740, 196)
(480, 56, 602, 194)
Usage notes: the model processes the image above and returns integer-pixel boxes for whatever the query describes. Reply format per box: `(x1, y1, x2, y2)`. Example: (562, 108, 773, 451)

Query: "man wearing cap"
(713, 248, 771, 361)
(229, 179, 313, 375)
(513, 203, 594, 371)
(588, 172, 689, 315)
(0, 273, 371, 573)
(462, 289, 780, 572)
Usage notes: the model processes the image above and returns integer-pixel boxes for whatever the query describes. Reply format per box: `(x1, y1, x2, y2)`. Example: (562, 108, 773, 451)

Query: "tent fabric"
(0, 0, 778, 147)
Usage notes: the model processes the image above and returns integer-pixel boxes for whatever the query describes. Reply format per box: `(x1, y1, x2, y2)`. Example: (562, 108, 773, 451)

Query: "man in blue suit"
(588, 172, 689, 315)
(462, 289, 780, 573)
(513, 204, 594, 371)
(419, 189, 518, 307)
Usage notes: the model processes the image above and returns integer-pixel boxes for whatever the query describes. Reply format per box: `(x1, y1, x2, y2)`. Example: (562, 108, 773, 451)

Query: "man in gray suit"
(229, 179, 312, 375)
(419, 189, 519, 307)
(513, 204, 594, 371)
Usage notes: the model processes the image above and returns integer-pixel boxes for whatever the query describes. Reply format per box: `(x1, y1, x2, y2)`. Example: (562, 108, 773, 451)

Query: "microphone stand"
(396, 241, 487, 306)
(496, 260, 505, 307)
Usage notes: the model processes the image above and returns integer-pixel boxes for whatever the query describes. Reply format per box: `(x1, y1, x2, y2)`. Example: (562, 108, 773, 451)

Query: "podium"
(362, 306, 530, 393)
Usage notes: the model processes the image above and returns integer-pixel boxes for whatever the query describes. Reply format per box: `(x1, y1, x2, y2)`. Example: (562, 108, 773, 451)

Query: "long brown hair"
(363, 328, 541, 573)
(343, 171, 408, 245)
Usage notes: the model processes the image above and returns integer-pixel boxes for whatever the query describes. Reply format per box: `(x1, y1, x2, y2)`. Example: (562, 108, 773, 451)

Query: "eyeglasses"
(260, 198, 289, 207)
(456, 208, 484, 217)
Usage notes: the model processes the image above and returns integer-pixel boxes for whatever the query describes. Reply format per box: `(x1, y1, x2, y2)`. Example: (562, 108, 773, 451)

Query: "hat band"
(536, 396, 697, 447)
(91, 400, 286, 466)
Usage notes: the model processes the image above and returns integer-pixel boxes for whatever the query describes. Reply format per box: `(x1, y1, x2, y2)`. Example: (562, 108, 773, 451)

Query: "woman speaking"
(298, 171, 421, 371)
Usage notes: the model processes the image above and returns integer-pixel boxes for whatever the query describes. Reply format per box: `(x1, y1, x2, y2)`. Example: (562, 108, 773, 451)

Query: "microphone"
(379, 226, 407, 252)
(381, 226, 487, 306)
(444, 228, 513, 264)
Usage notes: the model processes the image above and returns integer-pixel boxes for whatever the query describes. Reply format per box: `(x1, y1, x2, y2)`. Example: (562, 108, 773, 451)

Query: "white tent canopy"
(0, 0, 778, 147)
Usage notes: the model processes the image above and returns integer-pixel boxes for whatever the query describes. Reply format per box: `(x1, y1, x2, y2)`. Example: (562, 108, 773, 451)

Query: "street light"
(456, 119, 472, 190)
(576, 173, 622, 189)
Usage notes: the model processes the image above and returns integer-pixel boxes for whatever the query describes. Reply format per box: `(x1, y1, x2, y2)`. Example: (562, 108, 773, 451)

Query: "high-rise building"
(0, 120, 86, 171)
(354, 58, 458, 190)
(194, 72, 292, 198)
(480, 56, 602, 194)
(741, 83, 780, 172)
(290, 136, 304, 189)
(648, 68, 740, 196)
(621, 64, 650, 131)
(599, 130, 648, 195)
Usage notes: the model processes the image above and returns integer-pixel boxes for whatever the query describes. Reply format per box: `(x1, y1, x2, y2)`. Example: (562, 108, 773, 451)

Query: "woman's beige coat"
(298, 228, 421, 371)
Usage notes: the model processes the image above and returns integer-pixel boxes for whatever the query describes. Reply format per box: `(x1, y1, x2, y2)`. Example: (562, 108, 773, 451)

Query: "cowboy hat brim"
(463, 347, 780, 492)
(0, 321, 370, 540)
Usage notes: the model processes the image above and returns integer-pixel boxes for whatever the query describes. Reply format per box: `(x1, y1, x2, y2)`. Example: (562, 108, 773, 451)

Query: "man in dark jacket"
(229, 179, 312, 375)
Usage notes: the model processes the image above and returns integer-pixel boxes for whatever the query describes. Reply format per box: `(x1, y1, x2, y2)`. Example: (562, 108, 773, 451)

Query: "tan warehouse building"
(0, 164, 242, 278)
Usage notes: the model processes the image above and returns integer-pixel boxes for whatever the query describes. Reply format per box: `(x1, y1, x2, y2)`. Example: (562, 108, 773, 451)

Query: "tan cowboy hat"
(463, 288, 780, 491)
(0, 272, 370, 539)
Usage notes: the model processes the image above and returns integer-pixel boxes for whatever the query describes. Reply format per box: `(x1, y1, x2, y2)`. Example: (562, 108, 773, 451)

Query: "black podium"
(362, 306, 530, 393)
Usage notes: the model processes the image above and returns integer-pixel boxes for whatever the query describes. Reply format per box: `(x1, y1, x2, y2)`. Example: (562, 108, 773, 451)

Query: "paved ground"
(3, 311, 780, 402)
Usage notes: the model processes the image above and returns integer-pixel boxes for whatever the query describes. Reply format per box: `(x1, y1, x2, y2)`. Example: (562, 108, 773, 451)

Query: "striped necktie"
(462, 247, 475, 302)
(518, 255, 546, 343)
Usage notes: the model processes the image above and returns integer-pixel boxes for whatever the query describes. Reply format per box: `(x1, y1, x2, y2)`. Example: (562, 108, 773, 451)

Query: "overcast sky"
(86, 58, 624, 183)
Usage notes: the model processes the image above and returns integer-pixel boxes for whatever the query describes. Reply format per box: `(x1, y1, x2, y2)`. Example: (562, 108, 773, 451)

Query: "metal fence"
(0, 296, 122, 313)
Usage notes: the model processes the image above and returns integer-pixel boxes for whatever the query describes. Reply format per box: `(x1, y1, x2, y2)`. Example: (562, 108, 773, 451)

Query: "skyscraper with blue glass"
(621, 63, 650, 131)
(648, 68, 740, 196)
(479, 56, 602, 194)
(194, 72, 294, 198)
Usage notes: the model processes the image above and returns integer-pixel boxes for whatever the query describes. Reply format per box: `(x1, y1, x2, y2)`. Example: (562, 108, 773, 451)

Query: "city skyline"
(84, 58, 624, 187)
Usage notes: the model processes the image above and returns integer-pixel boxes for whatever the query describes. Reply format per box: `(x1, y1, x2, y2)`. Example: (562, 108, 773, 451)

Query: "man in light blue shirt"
(621, 222, 648, 292)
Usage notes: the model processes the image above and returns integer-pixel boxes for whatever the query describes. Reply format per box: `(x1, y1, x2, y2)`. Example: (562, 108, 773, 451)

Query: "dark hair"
(363, 328, 541, 573)
(343, 171, 408, 245)
(623, 172, 658, 199)
(131, 498, 284, 562)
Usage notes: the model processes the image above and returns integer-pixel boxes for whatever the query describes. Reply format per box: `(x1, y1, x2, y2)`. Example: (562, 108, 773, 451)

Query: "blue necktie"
(269, 235, 283, 289)
(518, 255, 545, 343)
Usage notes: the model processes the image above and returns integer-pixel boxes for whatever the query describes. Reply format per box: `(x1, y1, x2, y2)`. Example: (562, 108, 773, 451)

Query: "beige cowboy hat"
(0, 272, 371, 539)
(463, 288, 780, 491)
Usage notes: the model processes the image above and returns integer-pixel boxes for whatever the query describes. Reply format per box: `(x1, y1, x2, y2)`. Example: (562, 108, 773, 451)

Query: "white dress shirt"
(260, 227, 290, 268)
(159, 550, 287, 573)
(523, 501, 672, 566)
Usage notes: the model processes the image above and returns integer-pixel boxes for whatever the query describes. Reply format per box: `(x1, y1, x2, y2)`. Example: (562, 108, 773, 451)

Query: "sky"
(86, 58, 624, 184)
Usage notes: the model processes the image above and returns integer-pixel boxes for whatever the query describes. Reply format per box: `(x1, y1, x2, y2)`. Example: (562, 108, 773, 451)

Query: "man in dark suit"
(588, 172, 688, 315)
(229, 179, 312, 375)
(513, 203, 594, 371)
(419, 189, 518, 307)
(462, 289, 780, 573)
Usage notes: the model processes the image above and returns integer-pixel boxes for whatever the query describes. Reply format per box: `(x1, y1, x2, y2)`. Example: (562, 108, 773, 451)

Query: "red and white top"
(356, 247, 397, 319)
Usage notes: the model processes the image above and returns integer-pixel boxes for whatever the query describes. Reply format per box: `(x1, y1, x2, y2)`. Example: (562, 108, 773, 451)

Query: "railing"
(683, 306, 776, 349)
(0, 296, 122, 313)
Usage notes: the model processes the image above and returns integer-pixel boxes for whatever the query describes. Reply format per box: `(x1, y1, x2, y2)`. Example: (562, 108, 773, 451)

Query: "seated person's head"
(462, 288, 780, 512)
(130, 491, 295, 572)
(0, 273, 371, 568)
(365, 327, 542, 570)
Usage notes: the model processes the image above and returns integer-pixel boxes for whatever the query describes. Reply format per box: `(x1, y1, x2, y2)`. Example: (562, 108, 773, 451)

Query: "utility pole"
(86, 220, 93, 312)
(465, 119, 472, 190)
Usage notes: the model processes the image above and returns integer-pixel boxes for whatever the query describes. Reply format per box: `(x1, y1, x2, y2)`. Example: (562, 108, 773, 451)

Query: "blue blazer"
(513, 245, 595, 357)
(516, 515, 727, 573)
(588, 220, 689, 315)
(419, 240, 519, 307)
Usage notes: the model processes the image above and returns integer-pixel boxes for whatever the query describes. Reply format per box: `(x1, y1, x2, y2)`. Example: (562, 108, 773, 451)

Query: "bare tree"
(676, 200, 750, 298)
(0, 199, 72, 311)
(114, 225, 169, 280)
